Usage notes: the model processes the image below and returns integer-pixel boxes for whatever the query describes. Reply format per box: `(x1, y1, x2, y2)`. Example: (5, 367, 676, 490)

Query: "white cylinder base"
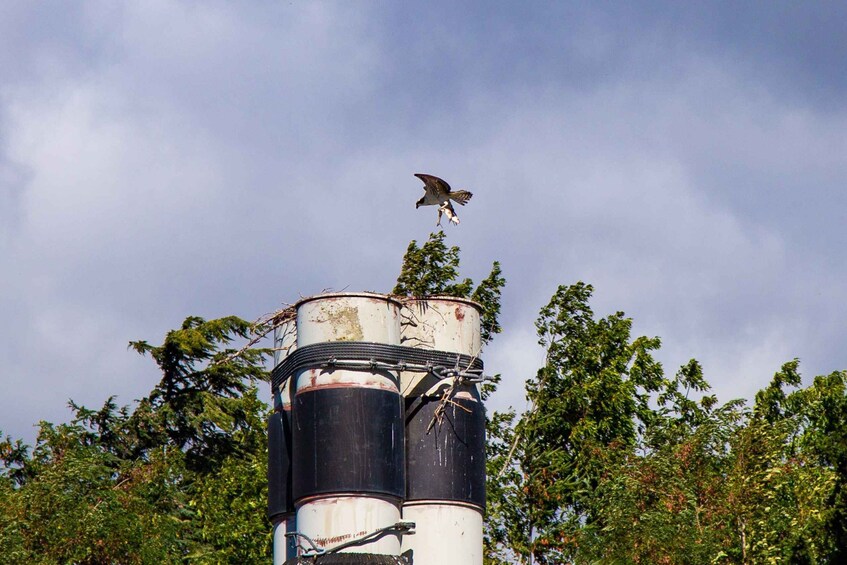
(272, 515, 297, 565)
(296, 496, 402, 555)
(401, 503, 483, 564)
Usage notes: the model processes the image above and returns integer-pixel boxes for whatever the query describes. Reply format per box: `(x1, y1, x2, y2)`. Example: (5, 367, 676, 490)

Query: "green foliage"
(792, 370, 847, 560)
(483, 409, 518, 565)
(486, 282, 664, 564)
(128, 316, 269, 472)
(187, 388, 272, 563)
(473, 261, 506, 346)
(582, 360, 837, 565)
(4, 235, 847, 564)
(0, 316, 272, 563)
(393, 231, 472, 298)
(393, 231, 505, 346)
(0, 421, 188, 564)
(483, 282, 847, 565)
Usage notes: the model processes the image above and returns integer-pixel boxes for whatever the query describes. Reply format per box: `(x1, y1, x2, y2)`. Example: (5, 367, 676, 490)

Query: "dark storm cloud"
(374, 2, 847, 106)
(2, 2, 846, 443)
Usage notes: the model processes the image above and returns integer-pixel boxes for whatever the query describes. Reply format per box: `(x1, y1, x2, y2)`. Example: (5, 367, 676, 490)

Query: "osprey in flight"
(414, 173, 473, 226)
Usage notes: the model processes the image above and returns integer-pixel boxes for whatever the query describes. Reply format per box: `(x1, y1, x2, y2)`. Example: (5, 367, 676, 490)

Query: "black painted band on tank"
(292, 387, 405, 502)
(405, 391, 486, 509)
(267, 411, 294, 520)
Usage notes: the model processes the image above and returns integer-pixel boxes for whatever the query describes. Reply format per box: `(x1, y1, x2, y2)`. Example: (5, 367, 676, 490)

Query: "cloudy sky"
(2, 2, 846, 444)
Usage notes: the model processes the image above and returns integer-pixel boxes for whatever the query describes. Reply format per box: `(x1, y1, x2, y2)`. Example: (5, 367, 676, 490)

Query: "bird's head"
(415, 197, 424, 209)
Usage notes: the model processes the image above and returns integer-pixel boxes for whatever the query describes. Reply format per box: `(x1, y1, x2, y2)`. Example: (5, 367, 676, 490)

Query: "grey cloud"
(2, 3, 846, 444)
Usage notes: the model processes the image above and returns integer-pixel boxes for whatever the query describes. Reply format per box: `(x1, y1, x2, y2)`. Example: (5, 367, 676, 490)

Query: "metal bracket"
(271, 341, 483, 391)
(290, 521, 417, 557)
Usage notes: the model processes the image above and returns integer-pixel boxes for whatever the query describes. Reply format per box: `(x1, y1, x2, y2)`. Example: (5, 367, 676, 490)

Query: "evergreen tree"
(393, 231, 505, 347)
(486, 282, 664, 563)
(3, 233, 846, 564)
(0, 316, 273, 563)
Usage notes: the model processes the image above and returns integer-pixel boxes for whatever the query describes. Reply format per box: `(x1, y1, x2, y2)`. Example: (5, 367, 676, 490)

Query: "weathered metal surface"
(405, 391, 485, 508)
(296, 496, 402, 556)
(400, 503, 482, 565)
(273, 515, 298, 565)
(399, 296, 482, 397)
(274, 378, 293, 412)
(285, 556, 409, 564)
(274, 321, 298, 367)
(398, 296, 484, 564)
(274, 321, 297, 411)
(296, 368, 397, 394)
(296, 293, 402, 347)
(399, 296, 481, 354)
(292, 293, 404, 558)
(270, 321, 297, 557)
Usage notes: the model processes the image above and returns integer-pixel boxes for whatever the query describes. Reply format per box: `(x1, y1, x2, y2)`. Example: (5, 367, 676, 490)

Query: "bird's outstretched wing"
(415, 173, 451, 198)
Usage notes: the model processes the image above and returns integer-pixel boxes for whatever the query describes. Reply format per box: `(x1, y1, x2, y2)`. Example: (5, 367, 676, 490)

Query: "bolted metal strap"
(271, 341, 483, 391)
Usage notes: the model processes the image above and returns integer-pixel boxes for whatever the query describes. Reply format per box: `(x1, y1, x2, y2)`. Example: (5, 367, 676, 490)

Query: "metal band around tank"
(271, 341, 484, 391)
(405, 393, 486, 509)
(267, 411, 294, 520)
(292, 387, 405, 502)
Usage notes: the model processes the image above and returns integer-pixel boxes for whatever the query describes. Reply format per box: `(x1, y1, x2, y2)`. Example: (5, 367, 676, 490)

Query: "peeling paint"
(297, 293, 401, 346)
(325, 305, 364, 341)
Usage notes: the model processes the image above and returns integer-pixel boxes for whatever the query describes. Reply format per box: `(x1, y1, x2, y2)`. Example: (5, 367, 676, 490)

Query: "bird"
(414, 173, 473, 226)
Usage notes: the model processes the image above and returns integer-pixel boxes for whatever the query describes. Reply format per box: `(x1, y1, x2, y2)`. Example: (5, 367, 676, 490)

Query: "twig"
(425, 344, 482, 432)
(212, 303, 297, 366)
(498, 418, 528, 479)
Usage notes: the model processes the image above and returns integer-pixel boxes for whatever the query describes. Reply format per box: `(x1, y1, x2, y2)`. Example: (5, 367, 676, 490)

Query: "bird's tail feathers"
(450, 190, 473, 206)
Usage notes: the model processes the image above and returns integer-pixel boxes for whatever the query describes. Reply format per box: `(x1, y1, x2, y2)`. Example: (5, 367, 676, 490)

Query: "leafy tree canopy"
(2, 233, 847, 564)
(393, 231, 505, 345)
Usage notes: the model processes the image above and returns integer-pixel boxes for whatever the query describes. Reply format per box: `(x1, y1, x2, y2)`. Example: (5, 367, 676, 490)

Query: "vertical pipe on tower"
(291, 293, 405, 557)
(270, 323, 297, 565)
(400, 297, 486, 565)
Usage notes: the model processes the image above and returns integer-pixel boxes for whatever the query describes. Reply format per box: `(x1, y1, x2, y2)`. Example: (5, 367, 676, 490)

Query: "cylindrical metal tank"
(273, 515, 297, 565)
(400, 296, 485, 565)
(292, 293, 404, 556)
(271, 322, 298, 565)
(399, 296, 482, 397)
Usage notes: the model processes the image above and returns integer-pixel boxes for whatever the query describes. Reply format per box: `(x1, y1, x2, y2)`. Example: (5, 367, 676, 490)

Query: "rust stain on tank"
(454, 306, 465, 321)
(297, 379, 399, 394)
(297, 381, 398, 393)
(296, 367, 399, 394)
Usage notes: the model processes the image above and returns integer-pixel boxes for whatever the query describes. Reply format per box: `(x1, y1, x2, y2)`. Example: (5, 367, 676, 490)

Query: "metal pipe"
(270, 322, 297, 565)
(272, 515, 298, 565)
(400, 296, 485, 565)
(399, 296, 482, 397)
(292, 293, 405, 556)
